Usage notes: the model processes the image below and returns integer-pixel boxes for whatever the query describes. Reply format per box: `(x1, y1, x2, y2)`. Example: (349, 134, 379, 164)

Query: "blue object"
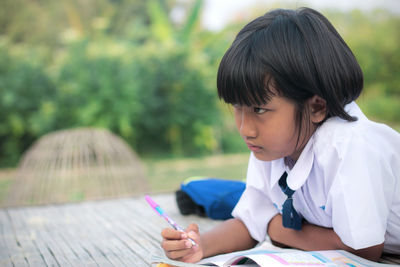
(179, 178, 246, 220)
(278, 172, 302, 230)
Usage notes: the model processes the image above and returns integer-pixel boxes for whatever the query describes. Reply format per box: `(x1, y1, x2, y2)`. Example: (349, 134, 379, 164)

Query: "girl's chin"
(252, 151, 280, 162)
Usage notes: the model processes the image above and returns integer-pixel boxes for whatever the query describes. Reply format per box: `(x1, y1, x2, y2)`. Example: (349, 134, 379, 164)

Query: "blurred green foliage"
(325, 9, 400, 126)
(0, 0, 399, 167)
(0, 46, 57, 166)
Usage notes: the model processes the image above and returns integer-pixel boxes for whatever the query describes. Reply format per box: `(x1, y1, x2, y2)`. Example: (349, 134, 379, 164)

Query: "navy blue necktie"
(278, 172, 302, 230)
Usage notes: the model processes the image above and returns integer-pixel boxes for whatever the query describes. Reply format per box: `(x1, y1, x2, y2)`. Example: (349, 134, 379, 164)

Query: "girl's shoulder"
(313, 102, 400, 159)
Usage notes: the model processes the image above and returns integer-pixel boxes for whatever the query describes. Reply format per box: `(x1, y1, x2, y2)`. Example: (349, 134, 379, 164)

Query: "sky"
(201, 0, 400, 31)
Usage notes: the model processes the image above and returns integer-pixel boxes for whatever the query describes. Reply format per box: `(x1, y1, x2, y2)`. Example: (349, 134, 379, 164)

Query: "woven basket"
(6, 128, 148, 206)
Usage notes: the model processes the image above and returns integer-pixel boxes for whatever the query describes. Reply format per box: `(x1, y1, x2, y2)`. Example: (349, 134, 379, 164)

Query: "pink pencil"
(145, 195, 196, 245)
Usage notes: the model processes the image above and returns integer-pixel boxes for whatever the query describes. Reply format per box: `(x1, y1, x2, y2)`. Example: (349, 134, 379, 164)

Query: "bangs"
(217, 31, 275, 106)
(217, 7, 363, 122)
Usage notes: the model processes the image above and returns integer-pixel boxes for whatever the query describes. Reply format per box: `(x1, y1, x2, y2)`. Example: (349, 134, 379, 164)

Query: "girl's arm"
(267, 214, 384, 262)
(201, 218, 258, 258)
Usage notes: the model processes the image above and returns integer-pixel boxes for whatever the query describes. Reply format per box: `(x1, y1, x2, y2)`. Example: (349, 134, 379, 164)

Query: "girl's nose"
(239, 111, 257, 138)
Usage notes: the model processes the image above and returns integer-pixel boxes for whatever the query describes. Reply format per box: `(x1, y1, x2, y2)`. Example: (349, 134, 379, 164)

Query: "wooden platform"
(0, 194, 220, 266)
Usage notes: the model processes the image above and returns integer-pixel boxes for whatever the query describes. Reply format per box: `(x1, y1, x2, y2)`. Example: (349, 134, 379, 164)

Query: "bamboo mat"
(2, 194, 399, 266)
(0, 193, 219, 266)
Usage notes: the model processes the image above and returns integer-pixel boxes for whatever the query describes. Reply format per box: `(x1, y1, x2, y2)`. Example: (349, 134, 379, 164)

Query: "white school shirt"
(232, 101, 400, 254)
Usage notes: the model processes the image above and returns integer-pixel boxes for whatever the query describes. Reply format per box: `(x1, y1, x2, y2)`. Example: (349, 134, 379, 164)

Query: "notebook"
(151, 246, 392, 267)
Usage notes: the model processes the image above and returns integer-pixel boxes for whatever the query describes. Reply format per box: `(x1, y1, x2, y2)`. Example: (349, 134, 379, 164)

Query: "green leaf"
(179, 0, 202, 44)
(147, 0, 173, 43)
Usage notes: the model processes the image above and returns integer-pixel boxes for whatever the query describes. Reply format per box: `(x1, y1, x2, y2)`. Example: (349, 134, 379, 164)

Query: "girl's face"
(234, 95, 308, 162)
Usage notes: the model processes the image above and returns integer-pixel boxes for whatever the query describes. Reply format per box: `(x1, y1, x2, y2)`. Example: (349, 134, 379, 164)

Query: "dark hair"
(217, 7, 363, 123)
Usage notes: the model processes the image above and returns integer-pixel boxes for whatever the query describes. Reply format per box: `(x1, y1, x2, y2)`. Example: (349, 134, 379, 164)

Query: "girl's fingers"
(165, 247, 195, 260)
(185, 223, 201, 244)
(185, 223, 199, 233)
(161, 225, 201, 261)
(161, 238, 194, 252)
(187, 230, 200, 244)
(181, 245, 200, 262)
(161, 228, 185, 240)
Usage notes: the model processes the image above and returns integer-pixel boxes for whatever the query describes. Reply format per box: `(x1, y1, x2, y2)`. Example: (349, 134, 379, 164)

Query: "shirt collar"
(345, 101, 365, 119)
(270, 158, 286, 189)
(287, 134, 315, 190)
(269, 134, 315, 190)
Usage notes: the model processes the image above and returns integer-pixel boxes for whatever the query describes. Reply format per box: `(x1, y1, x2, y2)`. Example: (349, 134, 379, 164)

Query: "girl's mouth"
(246, 143, 263, 152)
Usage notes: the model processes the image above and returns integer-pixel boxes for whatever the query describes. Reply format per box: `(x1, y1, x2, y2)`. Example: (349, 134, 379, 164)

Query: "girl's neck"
(287, 122, 318, 167)
(284, 156, 296, 170)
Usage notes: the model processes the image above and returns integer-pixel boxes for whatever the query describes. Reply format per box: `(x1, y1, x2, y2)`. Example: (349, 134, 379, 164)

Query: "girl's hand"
(161, 223, 203, 263)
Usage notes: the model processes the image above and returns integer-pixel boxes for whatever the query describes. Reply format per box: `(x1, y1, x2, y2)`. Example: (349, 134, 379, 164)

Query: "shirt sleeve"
(232, 153, 279, 242)
(325, 131, 396, 250)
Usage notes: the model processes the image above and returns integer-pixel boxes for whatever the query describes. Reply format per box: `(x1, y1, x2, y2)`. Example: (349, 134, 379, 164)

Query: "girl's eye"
(253, 107, 268, 114)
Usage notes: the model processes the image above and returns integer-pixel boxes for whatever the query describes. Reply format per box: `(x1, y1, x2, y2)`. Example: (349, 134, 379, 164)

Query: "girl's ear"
(307, 95, 327, 124)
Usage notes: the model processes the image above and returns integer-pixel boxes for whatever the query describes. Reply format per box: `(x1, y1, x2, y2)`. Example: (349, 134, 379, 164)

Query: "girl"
(161, 7, 400, 263)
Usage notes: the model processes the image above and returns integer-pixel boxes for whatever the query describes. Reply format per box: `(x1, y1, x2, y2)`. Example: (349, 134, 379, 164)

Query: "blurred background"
(0, 0, 399, 206)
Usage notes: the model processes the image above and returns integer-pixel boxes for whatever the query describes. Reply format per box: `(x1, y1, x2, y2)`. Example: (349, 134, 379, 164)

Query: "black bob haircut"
(217, 7, 363, 122)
